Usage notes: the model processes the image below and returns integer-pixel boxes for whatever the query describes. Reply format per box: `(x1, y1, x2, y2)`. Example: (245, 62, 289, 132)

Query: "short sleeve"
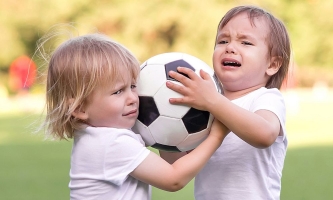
(251, 89, 287, 142)
(103, 129, 150, 185)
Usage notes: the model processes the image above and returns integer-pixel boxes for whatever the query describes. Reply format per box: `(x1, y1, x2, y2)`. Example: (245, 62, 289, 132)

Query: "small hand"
(166, 67, 219, 111)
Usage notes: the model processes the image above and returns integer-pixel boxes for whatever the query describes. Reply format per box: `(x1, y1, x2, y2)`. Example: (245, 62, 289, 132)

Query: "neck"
(223, 85, 264, 100)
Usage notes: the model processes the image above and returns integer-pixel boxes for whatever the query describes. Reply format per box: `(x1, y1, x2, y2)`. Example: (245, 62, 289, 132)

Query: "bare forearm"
(168, 133, 224, 189)
(159, 151, 187, 164)
(165, 67, 279, 148)
(132, 120, 228, 192)
(208, 95, 278, 148)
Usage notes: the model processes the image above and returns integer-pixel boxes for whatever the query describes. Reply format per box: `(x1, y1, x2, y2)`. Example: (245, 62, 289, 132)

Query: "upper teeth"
(223, 61, 240, 66)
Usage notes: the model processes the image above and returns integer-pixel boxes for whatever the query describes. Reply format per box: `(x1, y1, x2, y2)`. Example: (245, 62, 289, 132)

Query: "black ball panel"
(165, 59, 195, 82)
(137, 96, 160, 126)
(182, 108, 210, 134)
(151, 143, 181, 152)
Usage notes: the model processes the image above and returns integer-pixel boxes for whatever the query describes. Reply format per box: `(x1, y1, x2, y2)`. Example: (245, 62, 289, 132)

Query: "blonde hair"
(39, 32, 140, 139)
(216, 5, 291, 89)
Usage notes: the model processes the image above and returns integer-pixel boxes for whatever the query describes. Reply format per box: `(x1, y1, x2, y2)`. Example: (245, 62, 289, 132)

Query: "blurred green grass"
(0, 114, 70, 199)
(0, 142, 71, 199)
(1, 89, 333, 199)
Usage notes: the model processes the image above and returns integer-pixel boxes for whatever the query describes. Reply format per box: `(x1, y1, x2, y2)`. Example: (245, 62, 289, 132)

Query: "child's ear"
(266, 56, 282, 76)
(68, 98, 89, 120)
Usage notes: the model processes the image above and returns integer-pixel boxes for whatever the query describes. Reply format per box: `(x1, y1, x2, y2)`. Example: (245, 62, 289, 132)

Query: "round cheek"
(212, 51, 220, 68)
(133, 91, 139, 103)
(212, 49, 218, 60)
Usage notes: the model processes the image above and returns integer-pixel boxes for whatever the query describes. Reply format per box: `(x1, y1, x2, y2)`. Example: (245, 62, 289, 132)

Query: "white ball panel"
(177, 129, 209, 152)
(132, 120, 156, 146)
(154, 82, 190, 118)
(207, 114, 214, 128)
(138, 64, 166, 96)
(149, 116, 188, 145)
(146, 52, 183, 65)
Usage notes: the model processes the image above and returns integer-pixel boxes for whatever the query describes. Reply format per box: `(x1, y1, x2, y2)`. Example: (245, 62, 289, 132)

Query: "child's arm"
(130, 120, 229, 192)
(159, 151, 187, 164)
(166, 67, 281, 148)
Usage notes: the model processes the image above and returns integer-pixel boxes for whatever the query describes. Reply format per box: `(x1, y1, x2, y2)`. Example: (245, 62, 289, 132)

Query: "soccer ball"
(132, 52, 222, 152)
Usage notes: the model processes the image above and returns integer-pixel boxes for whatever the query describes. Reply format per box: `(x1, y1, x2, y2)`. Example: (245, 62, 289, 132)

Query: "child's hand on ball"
(167, 67, 219, 112)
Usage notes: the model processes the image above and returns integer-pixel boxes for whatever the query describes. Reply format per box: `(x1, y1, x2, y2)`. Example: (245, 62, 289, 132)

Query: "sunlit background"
(0, 0, 332, 199)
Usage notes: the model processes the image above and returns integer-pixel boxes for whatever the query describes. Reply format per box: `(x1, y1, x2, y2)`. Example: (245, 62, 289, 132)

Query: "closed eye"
(242, 41, 253, 45)
(218, 40, 228, 44)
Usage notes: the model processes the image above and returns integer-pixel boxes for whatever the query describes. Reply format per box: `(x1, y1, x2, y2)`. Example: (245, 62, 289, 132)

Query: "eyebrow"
(237, 33, 256, 41)
(217, 31, 257, 41)
(217, 32, 229, 38)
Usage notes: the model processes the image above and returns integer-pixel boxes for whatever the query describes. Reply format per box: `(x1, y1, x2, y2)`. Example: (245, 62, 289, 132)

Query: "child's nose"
(225, 42, 236, 54)
(128, 91, 138, 105)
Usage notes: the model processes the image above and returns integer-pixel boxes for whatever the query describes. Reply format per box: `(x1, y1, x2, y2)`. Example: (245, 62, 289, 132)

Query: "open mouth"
(223, 61, 241, 67)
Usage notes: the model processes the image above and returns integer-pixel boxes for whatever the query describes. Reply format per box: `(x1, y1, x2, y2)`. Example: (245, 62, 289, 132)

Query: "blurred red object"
(9, 55, 37, 92)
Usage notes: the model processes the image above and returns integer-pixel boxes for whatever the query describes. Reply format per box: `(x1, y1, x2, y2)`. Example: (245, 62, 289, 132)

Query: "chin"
(120, 123, 136, 130)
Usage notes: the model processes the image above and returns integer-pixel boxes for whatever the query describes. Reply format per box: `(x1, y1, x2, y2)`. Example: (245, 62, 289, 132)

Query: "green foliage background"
(1, 0, 333, 87)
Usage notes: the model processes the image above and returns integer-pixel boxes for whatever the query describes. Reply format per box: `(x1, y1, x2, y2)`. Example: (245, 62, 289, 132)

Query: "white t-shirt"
(69, 126, 151, 200)
(194, 87, 287, 200)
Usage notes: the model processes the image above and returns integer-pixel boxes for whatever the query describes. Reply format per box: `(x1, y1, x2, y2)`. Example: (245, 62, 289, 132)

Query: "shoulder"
(249, 87, 285, 112)
(252, 87, 283, 99)
(253, 88, 285, 107)
(74, 126, 145, 146)
(232, 87, 284, 109)
(247, 88, 288, 143)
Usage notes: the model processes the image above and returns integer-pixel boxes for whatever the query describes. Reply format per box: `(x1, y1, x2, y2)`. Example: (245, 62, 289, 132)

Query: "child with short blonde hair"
(39, 29, 229, 200)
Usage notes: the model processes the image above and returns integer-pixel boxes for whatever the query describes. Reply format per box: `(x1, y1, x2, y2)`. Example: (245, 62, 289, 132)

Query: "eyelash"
(113, 90, 122, 95)
(242, 41, 253, 45)
(217, 40, 253, 46)
(218, 40, 228, 44)
(113, 84, 137, 95)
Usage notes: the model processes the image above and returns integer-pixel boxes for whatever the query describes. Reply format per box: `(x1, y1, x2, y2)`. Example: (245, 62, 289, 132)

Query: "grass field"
(0, 88, 332, 199)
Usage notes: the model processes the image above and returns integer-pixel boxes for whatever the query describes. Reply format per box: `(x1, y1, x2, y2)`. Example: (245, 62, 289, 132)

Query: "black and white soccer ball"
(132, 52, 222, 152)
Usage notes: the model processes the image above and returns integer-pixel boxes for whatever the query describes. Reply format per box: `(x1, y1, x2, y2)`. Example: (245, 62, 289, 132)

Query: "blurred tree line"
(0, 0, 332, 89)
